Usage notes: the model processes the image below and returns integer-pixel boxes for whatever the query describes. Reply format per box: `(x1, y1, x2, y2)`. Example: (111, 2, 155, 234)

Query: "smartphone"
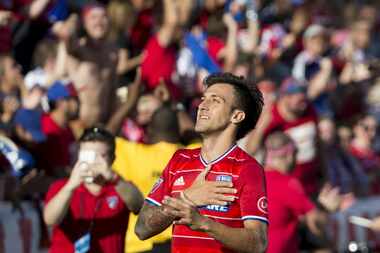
(78, 150, 96, 183)
(349, 216, 372, 228)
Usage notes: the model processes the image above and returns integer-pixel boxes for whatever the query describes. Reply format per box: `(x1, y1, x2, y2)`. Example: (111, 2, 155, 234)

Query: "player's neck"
(201, 131, 236, 164)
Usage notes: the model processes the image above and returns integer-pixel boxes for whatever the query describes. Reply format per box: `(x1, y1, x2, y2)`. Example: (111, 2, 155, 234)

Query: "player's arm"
(135, 202, 176, 240)
(115, 180, 144, 214)
(204, 218, 267, 253)
(163, 196, 267, 253)
(135, 151, 178, 240)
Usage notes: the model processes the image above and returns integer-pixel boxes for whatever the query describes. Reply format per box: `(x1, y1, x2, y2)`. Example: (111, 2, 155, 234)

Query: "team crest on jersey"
(150, 178, 164, 193)
(257, 197, 268, 214)
(107, 196, 118, 209)
(216, 175, 232, 182)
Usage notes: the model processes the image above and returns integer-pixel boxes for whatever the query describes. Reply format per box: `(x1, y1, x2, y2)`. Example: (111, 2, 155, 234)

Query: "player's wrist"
(198, 217, 214, 233)
(180, 191, 197, 207)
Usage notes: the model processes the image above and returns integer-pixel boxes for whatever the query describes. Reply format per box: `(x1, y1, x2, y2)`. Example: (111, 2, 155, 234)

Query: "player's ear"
(231, 110, 245, 124)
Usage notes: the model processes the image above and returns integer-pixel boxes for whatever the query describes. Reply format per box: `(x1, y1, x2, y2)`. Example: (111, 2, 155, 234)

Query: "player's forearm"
(203, 219, 267, 253)
(135, 203, 176, 240)
(43, 184, 74, 226)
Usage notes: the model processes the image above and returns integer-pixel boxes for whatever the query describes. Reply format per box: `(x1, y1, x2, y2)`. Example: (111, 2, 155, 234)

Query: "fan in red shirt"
(264, 132, 342, 253)
(43, 126, 144, 253)
(245, 78, 321, 196)
(136, 73, 268, 253)
(41, 81, 78, 176)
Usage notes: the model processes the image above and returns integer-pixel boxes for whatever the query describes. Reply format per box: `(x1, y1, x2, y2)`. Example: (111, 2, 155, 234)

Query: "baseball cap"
(47, 80, 77, 102)
(13, 108, 46, 143)
(303, 24, 325, 40)
(280, 78, 307, 95)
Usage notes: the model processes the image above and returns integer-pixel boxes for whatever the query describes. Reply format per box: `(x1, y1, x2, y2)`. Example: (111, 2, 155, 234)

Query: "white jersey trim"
(200, 144, 238, 167)
(242, 215, 269, 223)
(145, 197, 162, 207)
(172, 235, 215, 240)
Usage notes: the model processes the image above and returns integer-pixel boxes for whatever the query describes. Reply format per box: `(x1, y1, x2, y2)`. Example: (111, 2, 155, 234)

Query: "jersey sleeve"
(239, 162, 268, 224)
(145, 151, 177, 206)
(286, 178, 315, 216)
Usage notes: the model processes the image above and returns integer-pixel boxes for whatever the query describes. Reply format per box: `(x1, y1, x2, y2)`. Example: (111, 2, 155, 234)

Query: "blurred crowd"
(1, 0, 380, 252)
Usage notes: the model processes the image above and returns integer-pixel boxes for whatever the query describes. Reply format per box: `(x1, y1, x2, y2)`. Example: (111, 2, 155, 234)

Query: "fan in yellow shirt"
(113, 105, 200, 253)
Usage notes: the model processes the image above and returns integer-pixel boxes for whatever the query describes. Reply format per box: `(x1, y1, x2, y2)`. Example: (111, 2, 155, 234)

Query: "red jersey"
(41, 114, 76, 173)
(265, 170, 315, 253)
(264, 103, 320, 195)
(147, 145, 268, 253)
(45, 179, 130, 253)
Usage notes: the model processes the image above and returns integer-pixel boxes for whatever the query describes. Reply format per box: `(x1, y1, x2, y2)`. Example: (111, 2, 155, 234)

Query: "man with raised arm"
(135, 73, 268, 253)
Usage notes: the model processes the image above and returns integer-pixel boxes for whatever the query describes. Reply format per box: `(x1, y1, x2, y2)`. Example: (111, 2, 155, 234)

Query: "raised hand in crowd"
(317, 184, 342, 212)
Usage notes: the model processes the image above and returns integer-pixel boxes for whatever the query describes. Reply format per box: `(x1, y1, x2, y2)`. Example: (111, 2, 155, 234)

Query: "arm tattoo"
(135, 203, 176, 240)
(246, 227, 268, 253)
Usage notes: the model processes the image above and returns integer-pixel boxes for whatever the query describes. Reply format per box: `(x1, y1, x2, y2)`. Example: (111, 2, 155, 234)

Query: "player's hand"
(317, 184, 341, 212)
(182, 166, 237, 206)
(66, 162, 94, 191)
(162, 196, 210, 231)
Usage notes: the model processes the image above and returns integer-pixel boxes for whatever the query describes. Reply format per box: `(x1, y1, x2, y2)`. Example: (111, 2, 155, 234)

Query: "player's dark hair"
(79, 126, 115, 164)
(203, 72, 264, 139)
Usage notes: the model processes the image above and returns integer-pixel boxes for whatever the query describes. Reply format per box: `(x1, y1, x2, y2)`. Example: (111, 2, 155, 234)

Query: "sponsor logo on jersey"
(173, 176, 185, 186)
(204, 204, 229, 212)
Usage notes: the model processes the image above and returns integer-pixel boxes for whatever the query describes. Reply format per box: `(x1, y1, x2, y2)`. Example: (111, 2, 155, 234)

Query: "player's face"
(195, 83, 238, 136)
(84, 7, 109, 40)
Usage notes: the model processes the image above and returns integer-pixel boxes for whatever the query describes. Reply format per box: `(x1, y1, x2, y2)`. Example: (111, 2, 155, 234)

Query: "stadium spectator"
(264, 131, 341, 253)
(41, 81, 78, 177)
(43, 126, 143, 253)
(245, 77, 322, 195)
(58, 3, 119, 127)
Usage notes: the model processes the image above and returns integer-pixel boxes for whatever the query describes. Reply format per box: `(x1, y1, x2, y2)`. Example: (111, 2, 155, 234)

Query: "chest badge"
(216, 175, 232, 182)
(106, 196, 119, 209)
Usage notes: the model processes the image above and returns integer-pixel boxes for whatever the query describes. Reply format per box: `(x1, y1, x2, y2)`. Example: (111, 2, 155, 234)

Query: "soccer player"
(44, 127, 144, 253)
(135, 73, 268, 253)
